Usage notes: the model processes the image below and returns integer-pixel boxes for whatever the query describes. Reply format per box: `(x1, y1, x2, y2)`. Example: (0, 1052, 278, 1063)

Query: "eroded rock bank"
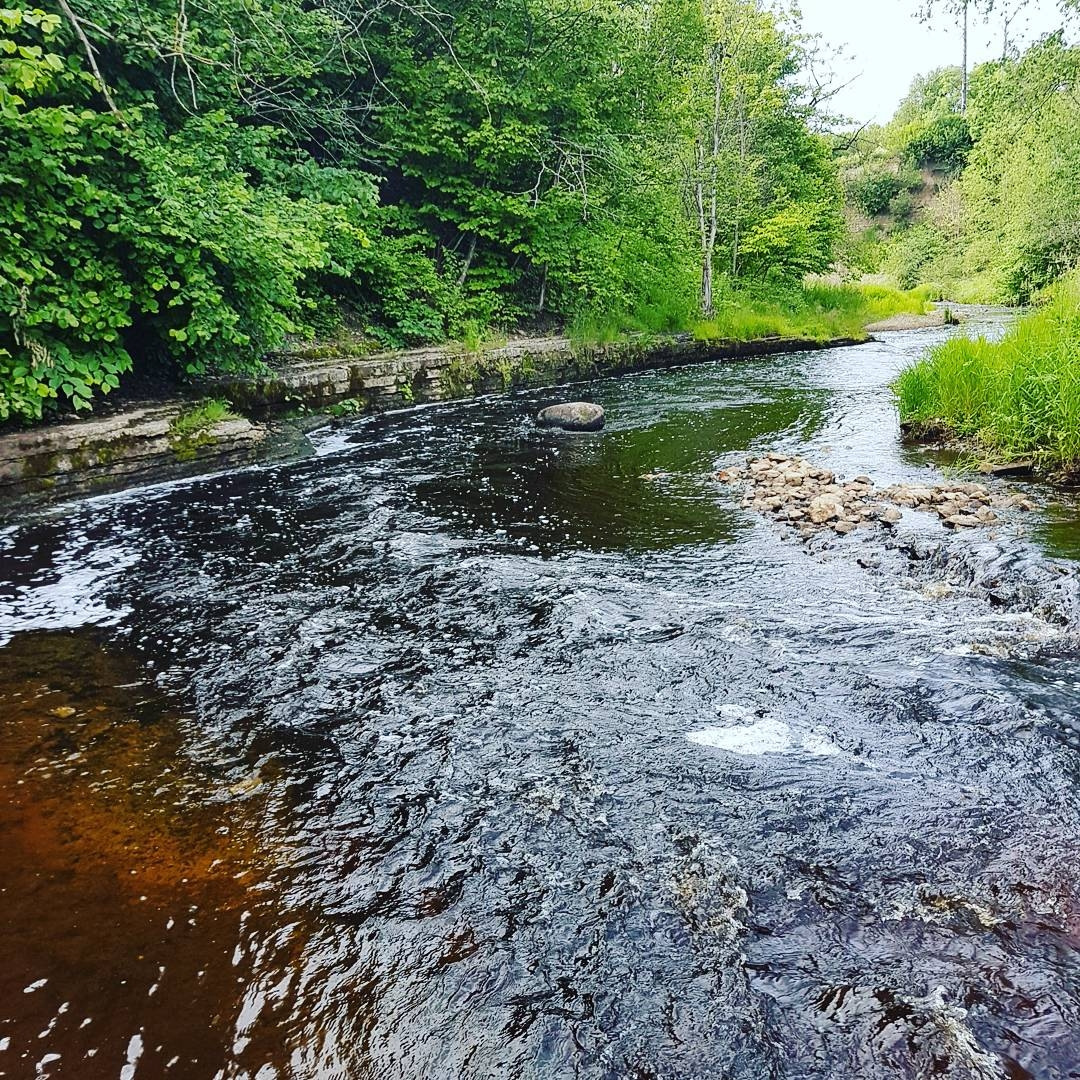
(0, 404, 273, 514)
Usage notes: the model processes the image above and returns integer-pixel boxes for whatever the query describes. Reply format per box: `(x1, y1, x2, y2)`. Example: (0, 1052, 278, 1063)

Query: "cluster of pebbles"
(715, 453, 1036, 539)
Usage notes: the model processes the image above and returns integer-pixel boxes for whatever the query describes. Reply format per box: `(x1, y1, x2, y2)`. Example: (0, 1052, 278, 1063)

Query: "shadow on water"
(6, 323, 1080, 1078)
(394, 378, 827, 552)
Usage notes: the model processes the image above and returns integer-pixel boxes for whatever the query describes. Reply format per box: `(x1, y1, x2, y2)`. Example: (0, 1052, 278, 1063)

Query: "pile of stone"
(715, 453, 1036, 539)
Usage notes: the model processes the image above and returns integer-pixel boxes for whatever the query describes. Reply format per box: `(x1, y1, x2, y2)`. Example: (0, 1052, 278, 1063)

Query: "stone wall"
(218, 333, 863, 414)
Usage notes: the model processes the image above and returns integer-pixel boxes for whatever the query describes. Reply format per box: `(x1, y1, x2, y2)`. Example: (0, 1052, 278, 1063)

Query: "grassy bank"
(569, 283, 932, 348)
(895, 271, 1080, 469)
(693, 283, 932, 343)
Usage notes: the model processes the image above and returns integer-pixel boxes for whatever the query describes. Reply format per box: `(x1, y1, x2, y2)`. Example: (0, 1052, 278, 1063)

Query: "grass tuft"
(170, 398, 238, 438)
(169, 398, 240, 461)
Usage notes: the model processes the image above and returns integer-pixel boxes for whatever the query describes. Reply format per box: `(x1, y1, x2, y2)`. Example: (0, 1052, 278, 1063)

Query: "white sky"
(795, 0, 1069, 124)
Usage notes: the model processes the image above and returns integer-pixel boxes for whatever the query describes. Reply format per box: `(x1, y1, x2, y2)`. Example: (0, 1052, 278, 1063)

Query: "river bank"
(0, 331, 862, 517)
(896, 275, 1080, 479)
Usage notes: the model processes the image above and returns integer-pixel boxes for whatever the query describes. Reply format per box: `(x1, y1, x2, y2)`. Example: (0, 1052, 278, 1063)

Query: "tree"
(915, 0, 995, 112)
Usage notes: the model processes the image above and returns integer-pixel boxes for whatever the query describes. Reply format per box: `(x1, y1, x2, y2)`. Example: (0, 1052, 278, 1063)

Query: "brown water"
(4, 319, 1080, 1078)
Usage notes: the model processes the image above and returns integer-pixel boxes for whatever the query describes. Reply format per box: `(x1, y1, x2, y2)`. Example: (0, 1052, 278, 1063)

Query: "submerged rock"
(536, 402, 605, 432)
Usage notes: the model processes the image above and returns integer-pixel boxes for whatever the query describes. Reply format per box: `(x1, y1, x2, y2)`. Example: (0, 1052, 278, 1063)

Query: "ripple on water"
(4, 322, 1080, 1077)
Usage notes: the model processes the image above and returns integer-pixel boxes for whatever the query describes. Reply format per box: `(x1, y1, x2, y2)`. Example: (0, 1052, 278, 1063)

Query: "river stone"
(808, 493, 844, 524)
(536, 402, 605, 432)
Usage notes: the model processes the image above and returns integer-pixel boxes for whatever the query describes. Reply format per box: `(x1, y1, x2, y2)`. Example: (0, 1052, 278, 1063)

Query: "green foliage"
(892, 67, 963, 129)
(326, 397, 365, 417)
(568, 312, 626, 349)
(883, 223, 949, 289)
(452, 320, 508, 355)
(837, 226, 886, 276)
(168, 397, 239, 459)
(0, 6, 133, 420)
(857, 36, 1080, 302)
(958, 36, 1080, 303)
(0, 3, 377, 421)
(2, 0, 848, 423)
(895, 271, 1080, 467)
(903, 114, 972, 172)
(170, 398, 238, 437)
(849, 171, 909, 217)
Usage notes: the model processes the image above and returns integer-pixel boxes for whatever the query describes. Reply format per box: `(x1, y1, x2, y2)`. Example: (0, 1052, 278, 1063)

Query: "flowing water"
(5, 321, 1080, 1079)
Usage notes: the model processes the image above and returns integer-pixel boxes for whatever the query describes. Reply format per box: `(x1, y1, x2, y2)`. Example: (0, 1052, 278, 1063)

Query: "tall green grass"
(693, 283, 932, 344)
(895, 270, 1080, 468)
(569, 282, 930, 347)
(568, 290, 699, 347)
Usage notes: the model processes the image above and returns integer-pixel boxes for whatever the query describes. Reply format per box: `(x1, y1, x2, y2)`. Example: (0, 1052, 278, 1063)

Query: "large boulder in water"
(536, 402, 605, 432)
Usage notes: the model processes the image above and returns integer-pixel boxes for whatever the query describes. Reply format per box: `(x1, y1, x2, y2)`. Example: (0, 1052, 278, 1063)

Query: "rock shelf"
(715, 453, 1036, 539)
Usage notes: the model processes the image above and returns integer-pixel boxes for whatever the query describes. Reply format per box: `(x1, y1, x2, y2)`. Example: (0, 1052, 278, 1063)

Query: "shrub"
(883, 224, 949, 290)
(849, 171, 907, 217)
(904, 115, 973, 173)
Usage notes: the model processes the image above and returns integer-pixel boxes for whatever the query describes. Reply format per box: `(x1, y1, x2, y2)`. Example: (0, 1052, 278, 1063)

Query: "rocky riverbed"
(716, 453, 1037, 540)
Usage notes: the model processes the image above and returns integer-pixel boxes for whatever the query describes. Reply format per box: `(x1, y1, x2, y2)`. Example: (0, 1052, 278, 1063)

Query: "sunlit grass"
(692, 283, 932, 344)
(895, 270, 1080, 468)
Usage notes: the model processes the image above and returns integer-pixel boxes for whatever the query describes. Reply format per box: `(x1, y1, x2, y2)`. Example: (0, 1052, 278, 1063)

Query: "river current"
(4, 321, 1080, 1079)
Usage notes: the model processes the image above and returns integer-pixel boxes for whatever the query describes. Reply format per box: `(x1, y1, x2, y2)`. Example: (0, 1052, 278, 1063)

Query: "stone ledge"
(1, 333, 863, 515)
(218, 333, 864, 414)
(0, 403, 269, 516)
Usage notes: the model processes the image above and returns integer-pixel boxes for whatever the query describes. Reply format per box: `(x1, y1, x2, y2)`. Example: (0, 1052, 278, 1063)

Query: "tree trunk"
(455, 233, 478, 288)
(701, 250, 714, 318)
(697, 46, 724, 318)
(961, 0, 969, 113)
(694, 139, 713, 317)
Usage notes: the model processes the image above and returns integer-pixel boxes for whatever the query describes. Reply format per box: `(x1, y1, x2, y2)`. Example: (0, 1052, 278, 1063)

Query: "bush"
(904, 115, 973, 173)
(849, 171, 907, 217)
(0, 11, 374, 420)
(882, 224, 949, 289)
(888, 191, 917, 224)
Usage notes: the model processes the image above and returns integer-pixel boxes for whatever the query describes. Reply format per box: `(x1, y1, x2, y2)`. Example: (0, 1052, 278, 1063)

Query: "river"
(3, 319, 1080, 1079)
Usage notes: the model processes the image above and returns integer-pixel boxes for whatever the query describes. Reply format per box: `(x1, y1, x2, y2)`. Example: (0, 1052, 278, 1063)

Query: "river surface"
(4, 321, 1080, 1080)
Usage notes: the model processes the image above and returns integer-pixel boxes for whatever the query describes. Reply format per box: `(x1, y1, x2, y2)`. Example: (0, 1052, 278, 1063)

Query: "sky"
(796, 0, 1068, 124)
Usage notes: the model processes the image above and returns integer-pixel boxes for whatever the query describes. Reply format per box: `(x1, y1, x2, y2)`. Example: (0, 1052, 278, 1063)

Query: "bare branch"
(55, 0, 124, 119)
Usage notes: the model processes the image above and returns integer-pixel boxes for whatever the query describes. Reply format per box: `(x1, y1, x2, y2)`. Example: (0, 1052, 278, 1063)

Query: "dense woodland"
(0, 0, 847, 420)
(3, 0, 1080, 427)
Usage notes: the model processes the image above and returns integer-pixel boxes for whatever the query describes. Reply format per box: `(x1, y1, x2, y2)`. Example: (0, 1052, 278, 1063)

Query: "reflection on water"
(4, 320, 1080, 1078)
(0, 632, 324, 1079)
